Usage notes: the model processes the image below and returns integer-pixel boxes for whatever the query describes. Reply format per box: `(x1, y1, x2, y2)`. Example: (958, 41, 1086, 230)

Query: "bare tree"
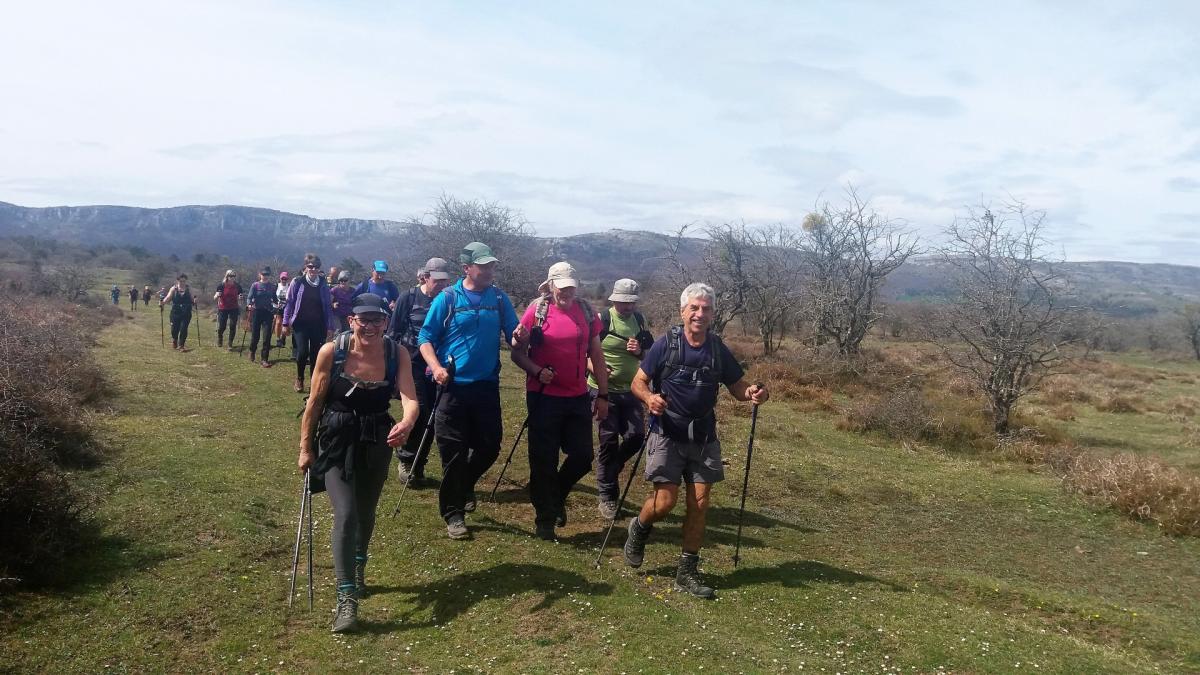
(403, 195, 546, 302)
(1180, 305, 1200, 360)
(933, 201, 1086, 433)
(799, 187, 920, 355)
(660, 222, 753, 335)
(744, 224, 804, 354)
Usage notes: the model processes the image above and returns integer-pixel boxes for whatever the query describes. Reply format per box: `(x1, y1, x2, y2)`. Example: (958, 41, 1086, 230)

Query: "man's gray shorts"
(644, 431, 724, 485)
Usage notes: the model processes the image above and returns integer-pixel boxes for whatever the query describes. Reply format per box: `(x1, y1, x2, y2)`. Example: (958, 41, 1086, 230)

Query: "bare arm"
(727, 378, 769, 404)
(298, 343, 335, 470)
(632, 369, 667, 415)
(387, 343, 420, 447)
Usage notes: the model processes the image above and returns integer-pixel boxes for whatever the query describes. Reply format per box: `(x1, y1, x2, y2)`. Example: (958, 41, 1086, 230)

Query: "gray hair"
(679, 282, 716, 309)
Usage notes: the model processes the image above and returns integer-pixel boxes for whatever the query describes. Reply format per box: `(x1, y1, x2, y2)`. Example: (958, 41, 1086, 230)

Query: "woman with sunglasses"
(282, 253, 336, 392)
(299, 292, 419, 633)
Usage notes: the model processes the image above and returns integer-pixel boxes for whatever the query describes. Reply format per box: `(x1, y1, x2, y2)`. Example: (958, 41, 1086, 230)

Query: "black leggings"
(171, 313, 191, 346)
(324, 443, 391, 585)
(293, 322, 325, 382)
(248, 310, 273, 359)
(217, 309, 239, 344)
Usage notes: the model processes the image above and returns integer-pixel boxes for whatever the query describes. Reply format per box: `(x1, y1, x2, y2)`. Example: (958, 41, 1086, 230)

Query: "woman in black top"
(160, 274, 196, 351)
(298, 293, 419, 633)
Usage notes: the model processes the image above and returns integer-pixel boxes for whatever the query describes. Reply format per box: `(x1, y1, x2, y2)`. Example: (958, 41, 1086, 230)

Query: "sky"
(1, 1, 1198, 264)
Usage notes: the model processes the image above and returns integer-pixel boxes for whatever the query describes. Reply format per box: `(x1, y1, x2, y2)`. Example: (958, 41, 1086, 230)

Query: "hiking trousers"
(592, 389, 646, 503)
(527, 392, 594, 527)
(396, 358, 436, 475)
(293, 321, 325, 382)
(324, 441, 391, 585)
(170, 312, 192, 346)
(434, 380, 502, 521)
(217, 308, 239, 344)
(248, 309, 274, 360)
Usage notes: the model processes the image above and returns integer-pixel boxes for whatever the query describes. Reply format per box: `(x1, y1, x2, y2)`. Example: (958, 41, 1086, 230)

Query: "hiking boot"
(598, 500, 619, 521)
(353, 557, 368, 599)
(446, 515, 469, 540)
(217, 336, 223, 348)
(331, 590, 359, 633)
(535, 522, 557, 541)
(623, 517, 652, 568)
(261, 360, 272, 368)
(674, 552, 716, 599)
(227, 345, 236, 353)
(249, 350, 256, 362)
(555, 503, 568, 528)
(294, 379, 304, 393)
(396, 462, 414, 484)
(171, 340, 178, 350)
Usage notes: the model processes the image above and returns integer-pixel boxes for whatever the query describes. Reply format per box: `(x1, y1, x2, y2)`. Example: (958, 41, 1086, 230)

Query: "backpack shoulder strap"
(707, 331, 724, 379)
(534, 295, 551, 329)
(634, 311, 646, 332)
(652, 325, 684, 393)
(440, 286, 459, 330)
(332, 331, 352, 379)
(600, 307, 612, 339)
(576, 298, 597, 339)
(383, 335, 399, 388)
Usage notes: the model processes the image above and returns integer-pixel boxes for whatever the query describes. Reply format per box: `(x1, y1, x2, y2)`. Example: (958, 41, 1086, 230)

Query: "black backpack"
(599, 307, 654, 351)
(651, 325, 725, 394)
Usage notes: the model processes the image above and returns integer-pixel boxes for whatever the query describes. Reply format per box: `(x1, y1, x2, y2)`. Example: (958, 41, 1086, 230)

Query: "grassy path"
(2, 306, 1198, 673)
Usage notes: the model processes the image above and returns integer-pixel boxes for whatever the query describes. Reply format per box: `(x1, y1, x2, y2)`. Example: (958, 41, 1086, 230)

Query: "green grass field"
(2, 306, 1198, 673)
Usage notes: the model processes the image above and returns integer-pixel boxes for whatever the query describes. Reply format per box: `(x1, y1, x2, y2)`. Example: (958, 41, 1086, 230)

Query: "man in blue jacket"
(418, 242, 528, 540)
(352, 260, 401, 310)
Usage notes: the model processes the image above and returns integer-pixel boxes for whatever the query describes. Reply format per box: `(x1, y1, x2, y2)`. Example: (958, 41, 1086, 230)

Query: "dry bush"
(1049, 403, 1077, 421)
(1001, 439, 1081, 472)
(1165, 396, 1199, 418)
(1064, 453, 1200, 536)
(0, 294, 114, 585)
(1096, 394, 1142, 414)
(1037, 375, 1095, 405)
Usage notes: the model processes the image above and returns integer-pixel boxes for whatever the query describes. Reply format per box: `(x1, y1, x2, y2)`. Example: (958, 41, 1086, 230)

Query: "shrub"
(0, 293, 113, 585)
(1064, 453, 1200, 536)
(1096, 394, 1142, 414)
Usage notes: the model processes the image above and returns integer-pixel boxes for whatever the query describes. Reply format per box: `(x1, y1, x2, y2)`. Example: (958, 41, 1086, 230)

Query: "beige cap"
(538, 261, 579, 294)
(609, 278, 640, 303)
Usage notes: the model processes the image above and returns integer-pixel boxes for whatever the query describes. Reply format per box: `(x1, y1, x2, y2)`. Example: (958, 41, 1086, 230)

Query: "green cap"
(460, 241, 499, 265)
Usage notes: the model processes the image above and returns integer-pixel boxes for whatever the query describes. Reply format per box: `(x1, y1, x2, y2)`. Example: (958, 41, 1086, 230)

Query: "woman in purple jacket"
(283, 253, 336, 392)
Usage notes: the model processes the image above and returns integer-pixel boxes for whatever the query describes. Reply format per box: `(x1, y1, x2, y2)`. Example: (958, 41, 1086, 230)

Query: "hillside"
(3, 201, 1199, 312)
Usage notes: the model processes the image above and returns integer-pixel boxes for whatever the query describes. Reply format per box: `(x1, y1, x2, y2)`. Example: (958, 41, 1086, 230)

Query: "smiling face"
(464, 261, 496, 289)
(680, 294, 713, 338)
(551, 283, 576, 309)
(350, 312, 387, 343)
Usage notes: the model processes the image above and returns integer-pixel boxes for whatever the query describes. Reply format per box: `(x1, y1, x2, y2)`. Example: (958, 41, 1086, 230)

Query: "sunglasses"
(305, 264, 320, 270)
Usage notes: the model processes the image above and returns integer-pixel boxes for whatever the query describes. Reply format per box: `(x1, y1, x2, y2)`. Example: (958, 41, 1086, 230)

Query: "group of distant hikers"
(134, 241, 770, 633)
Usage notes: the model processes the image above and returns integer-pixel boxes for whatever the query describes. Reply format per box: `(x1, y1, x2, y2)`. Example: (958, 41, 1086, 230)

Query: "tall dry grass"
(1064, 453, 1200, 536)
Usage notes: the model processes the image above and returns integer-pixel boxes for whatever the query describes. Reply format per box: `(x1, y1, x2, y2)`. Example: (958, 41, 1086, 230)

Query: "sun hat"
(459, 242, 499, 265)
(608, 278, 640, 303)
(373, 260, 389, 273)
(424, 257, 453, 280)
(538, 262, 579, 294)
(279, 271, 289, 279)
(351, 292, 390, 316)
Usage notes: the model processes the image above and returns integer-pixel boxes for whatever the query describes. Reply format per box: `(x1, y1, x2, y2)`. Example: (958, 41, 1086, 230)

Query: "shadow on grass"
(638, 559, 908, 593)
(360, 562, 614, 633)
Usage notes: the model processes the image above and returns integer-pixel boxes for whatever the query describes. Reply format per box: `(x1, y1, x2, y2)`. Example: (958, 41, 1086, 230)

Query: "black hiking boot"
(555, 502, 567, 528)
(217, 336, 223, 348)
(623, 517, 652, 568)
(249, 350, 256, 362)
(535, 521, 557, 541)
(674, 552, 716, 599)
(331, 589, 359, 633)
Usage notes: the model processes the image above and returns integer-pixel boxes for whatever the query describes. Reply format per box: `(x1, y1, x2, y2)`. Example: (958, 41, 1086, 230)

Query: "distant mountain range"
(2, 201, 1198, 314)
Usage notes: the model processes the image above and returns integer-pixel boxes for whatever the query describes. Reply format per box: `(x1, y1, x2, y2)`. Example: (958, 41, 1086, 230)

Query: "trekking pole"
(159, 305, 165, 347)
(239, 313, 248, 351)
(732, 385, 764, 568)
(287, 469, 308, 608)
(391, 356, 455, 519)
(306, 469, 314, 610)
(594, 417, 655, 567)
(489, 367, 553, 501)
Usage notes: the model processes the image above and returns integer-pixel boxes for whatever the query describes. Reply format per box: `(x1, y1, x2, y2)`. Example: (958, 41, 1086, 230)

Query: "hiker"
(327, 265, 341, 287)
(246, 267, 278, 367)
(330, 271, 355, 333)
(297, 292, 420, 633)
(142, 285, 152, 306)
(110, 285, 120, 305)
(351, 260, 400, 310)
(213, 270, 244, 351)
(160, 274, 196, 351)
(622, 282, 769, 599)
(157, 286, 167, 303)
(591, 278, 655, 520)
(387, 257, 454, 485)
(417, 242, 527, 539)
(274, 271, 290, 349)
(128, 285, 139, 310)
(282, 254, 336, 392)
(511, 262, 609, 540)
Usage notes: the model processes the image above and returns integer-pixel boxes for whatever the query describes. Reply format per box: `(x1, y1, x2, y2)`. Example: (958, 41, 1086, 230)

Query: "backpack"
(398, 286, 433, 348)
(439, 284, 501, 331)
(599, 307, 655, 351)
(651, 325, 725, 394)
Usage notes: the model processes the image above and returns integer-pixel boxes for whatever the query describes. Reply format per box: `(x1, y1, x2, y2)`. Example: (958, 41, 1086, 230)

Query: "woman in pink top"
(511, 262, 609, 541)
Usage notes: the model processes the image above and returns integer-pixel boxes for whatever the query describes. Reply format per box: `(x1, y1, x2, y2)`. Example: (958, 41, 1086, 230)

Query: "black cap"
(260, 266, 272, 276)
(351, 292, 390, 316)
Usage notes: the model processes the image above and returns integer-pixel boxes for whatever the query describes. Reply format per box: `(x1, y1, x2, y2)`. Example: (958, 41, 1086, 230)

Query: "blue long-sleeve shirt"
(351, 277, 400, 306)
(417, 279, 519, 385)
